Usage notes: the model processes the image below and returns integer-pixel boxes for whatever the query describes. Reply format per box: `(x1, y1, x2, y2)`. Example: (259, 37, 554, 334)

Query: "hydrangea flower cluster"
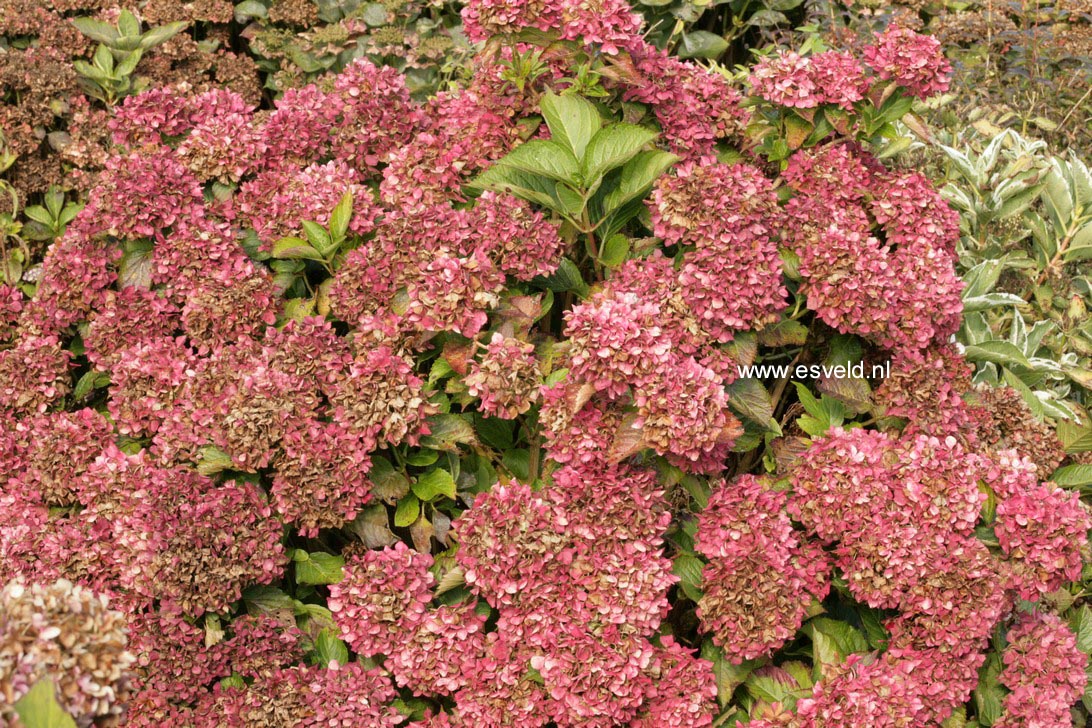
(694, 476, 830, 661)
(1, 579, 135, 726)
(995, 612, 1088, 728)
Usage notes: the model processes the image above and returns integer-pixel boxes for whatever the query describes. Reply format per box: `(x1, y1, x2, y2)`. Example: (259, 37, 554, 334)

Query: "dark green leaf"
(678, 30, 728, 59)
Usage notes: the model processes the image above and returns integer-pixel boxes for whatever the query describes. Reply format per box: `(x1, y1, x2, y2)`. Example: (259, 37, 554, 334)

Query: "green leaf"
(537, 258, 588, 297)
(974, 652, 1004, 726)
(118, 244, 154, 289)
(678, 30, 728, 59)
(471, 164, 561, 212)
(600, 234, 630, 268)
(272, 237, 325, 261)
(301, 221, 332, 253)
(581, 124, 658, 183)
(597, 150, 678, 216)
(1051, 464, 1092, 488)
(117, 9, 141, 38)
(494, 140, 581, 183)
(1069, 605, 1092, 654)
(962, 293, 1027, 312)
(726, 378, 777, 430)
(394, 494, 420, 527)
(672, 553, 705, 601)
(419, 414, 478, 451)
(784, 113, 813, 149)
(14, 679, 77, 728)
(234, 0, 269, 20)
(295, 552, 345, 586)
(540, 92, 602, 160)
(313, 629, 350, 666)
(805, 618, 868, 667)
(412, 468, 456, 501)
(700, 642, 755, 707)
(242, 585, 295, 619)
(964, 341, 1033, 369)
(502, 448, 531, 481)
(139, 21, 189, 50)
(962, 259, 1005, 298)
(70, 17, 119, 44)
(474, 415, 515, 451)
(1058, 418, 1092, 453)
(329, 191, 353, 244)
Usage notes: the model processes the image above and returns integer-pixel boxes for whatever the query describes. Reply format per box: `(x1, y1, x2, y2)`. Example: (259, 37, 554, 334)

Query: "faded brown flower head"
(1, 579, 134, 727)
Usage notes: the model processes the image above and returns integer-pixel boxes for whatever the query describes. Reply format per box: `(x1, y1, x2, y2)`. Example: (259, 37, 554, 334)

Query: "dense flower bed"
(1, 1, 1090, 726)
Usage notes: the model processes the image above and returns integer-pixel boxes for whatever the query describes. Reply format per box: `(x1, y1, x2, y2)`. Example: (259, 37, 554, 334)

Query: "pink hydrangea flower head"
(328, 542, 436, 656)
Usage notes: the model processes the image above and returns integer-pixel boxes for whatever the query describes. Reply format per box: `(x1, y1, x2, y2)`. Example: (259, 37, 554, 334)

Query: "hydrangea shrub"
(0, 2, 1090, 727)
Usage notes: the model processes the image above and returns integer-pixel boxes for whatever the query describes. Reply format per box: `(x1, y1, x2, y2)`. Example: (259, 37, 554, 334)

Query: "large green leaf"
(14, 680, 76, 728)
(70, 17, 119, 44)
(412, 468, 457, 501)
(1051, 464, 1092, 488)
(294, 551, 345, 586)
(471, 164, 561, 212)
(581, 124, 658, 184)
(677, 30, 728, 59)
(540, 93, 601, 160)
(596, 150, 678, 217)
(496, 140, 580, 184)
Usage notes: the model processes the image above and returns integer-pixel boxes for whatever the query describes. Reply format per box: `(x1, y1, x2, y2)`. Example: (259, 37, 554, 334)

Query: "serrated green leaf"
(1051, 464, 1092, 488)
(412, 469, 456, 501)
(540, 93, 602, 160)
(600, 234, 630, 268)
(581, 124, 658, 183)
(470, 164, 561, 212)
(494, 140, 581, 183)
(1068, 605, 1092, 654)
(726, 378, 777, 430)
(700, 642, 755, 707)
(537, 258, 588, 297)
(597, 150, 677, 217)
(395, 493, 420, 527)
(805, 618, 868, 668)
(419, 414, 478, 451)
(295, 552, 345, 585)
(301, 221, 332, 252)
